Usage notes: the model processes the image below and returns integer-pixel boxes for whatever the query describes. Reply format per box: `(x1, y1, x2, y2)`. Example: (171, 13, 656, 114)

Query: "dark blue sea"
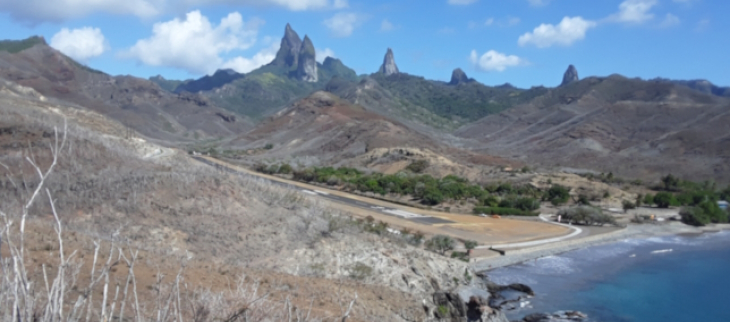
(485, 231, 730, 322)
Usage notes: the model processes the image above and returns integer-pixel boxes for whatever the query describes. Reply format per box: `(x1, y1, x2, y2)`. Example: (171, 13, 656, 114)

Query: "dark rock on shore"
(522, 311, 588, 322)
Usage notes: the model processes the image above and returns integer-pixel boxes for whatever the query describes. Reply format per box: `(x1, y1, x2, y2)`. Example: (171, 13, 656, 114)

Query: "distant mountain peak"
(449, 68, 474, 85)
(561, 64, 579, 86)
(270, 23, 303, 68)
(379, 48, 399, 76)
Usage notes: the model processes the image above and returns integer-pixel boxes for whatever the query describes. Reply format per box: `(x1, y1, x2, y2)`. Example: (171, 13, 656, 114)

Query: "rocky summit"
(449, 68, 474, 85)
(296, 35, 318, 82)
(379, 48, 400, 76)
(270, 23, 303, 68)
(560, 64, 579, 86)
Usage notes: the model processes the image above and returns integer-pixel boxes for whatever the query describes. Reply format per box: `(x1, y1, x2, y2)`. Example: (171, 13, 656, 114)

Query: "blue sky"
(0, 0, 726, 88)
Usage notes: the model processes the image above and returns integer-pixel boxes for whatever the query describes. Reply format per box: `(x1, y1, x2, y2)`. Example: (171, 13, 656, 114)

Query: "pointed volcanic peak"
(296, 35, 317, 82)
(561, 64, 579, 86)
(270, 23, 303, 68)
(321, 57, 357, 81)
(378, 48, 399, 76)
(449, 68, 475, 85)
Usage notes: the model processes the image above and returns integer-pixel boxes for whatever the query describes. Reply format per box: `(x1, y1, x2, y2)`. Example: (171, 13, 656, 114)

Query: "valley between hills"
(1, 24, 729, 322)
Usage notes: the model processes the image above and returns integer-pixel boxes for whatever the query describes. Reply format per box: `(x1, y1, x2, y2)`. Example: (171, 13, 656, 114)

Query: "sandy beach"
(471, 222, 730, 272)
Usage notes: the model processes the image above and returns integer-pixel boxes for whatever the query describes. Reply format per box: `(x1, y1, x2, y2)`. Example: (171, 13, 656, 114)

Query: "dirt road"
(193, 156, 572, 246)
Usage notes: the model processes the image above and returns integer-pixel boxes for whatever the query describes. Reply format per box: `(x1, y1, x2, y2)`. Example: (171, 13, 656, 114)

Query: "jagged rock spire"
(449, 68, 473, 85)
(270, 23, 303, 67)
(296, 35, 318, 82)
(561, 64, 579, 86)
(379, 48, 399, 76)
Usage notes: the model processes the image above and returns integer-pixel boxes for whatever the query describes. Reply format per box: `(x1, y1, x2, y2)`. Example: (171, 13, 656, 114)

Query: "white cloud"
(528, 0, 550, 7)
(380, 19, 395, 32)
(50, 27, 108, 62)
(333, 0, 349, 8)
(469, 50, 525, 72)
(485, 18, 495, 26)
(437, 27, 456, 35)
(695, 18, 710, 31)
(659, 13, 681, 28)
(323, 12, 363, 37)
(608, 0, 658, 24)
(124, 10, 263, 75)
(506, 16, 521, 26)
(222, 42, 279, 74)
(182, 0, 345, 11)
(448, 0, 478, 5)
(0, 0, 161, 23)
(315, 48, 336, 63)
(0, 0, 348, 23)
(518, 16, 596, 48)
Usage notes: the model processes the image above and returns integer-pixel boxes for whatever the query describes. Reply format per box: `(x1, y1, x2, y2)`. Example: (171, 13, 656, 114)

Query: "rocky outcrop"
(449, 68, 474, 85)
(560, 64, 579, 86)
(296, 35, 318, 82)
(429, 292, 509, 322)
(270, 23, 303, 68)
(379, 48, 400, 76)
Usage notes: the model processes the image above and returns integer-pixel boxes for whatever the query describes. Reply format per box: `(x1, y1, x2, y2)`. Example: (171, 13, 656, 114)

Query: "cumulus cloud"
(0, 0, 161, 24)
(528, 0, 550, 7)
(50, 27, 108, 62)
(659, 13, 681, 28)
(315, 48, 336, 63)
(448, 0, 478, 5)
(323, 12, 363, 37)
(124, 10, 263, 75)
(608, 0, 658, 24)
(380, 19, 395, 32)
(221, 42, 279, 74)
(518, 16, 596, 48)
(0, 0, 348, 23)
(469, 50, 525, 72)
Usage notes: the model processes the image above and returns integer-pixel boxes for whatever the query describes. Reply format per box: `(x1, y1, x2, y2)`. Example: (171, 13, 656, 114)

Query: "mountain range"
(2, 24, 729, 183)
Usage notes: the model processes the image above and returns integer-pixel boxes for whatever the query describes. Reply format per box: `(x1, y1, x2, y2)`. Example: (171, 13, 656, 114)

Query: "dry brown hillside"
(225, 91, 516, 179)
(456, 74, 730, 183)
(0, 38, 252, 144)
(0, 79, 482, 321)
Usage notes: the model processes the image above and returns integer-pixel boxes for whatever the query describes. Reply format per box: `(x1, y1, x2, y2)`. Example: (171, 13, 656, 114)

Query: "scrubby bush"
(643, 193, 654, 206)
(278, 163, 292, 174)
(425, 235, 455, 255)
(472, 207, 538, 216)
(422, 186, 444, 205)
(406, 159, 429, 173)
(680, 207, 710, 226)
(680, 201, 728, 226)
(622, 200, 636, 213)
(653, 192, 676, 208)
(557, 206, 617, 226)
(544, 185, 571, 205)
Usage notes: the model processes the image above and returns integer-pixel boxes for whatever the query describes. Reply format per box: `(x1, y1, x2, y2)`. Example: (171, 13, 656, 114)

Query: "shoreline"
(471, 222, 730, 272)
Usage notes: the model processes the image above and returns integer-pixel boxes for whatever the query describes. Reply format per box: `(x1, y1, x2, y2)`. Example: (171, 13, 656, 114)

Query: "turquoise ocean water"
(485, 231, 730, 322)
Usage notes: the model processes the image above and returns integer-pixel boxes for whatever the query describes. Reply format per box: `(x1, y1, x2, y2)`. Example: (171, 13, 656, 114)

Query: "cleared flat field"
(196, 156, 570, 246)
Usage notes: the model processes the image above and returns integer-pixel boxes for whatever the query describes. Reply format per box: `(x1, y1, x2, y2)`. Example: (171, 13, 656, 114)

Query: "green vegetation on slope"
(0, 36, 45, 53)
(205, 60, 358, 120)
(255, 163, 574, 216)
(369, 73, 548, 124)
